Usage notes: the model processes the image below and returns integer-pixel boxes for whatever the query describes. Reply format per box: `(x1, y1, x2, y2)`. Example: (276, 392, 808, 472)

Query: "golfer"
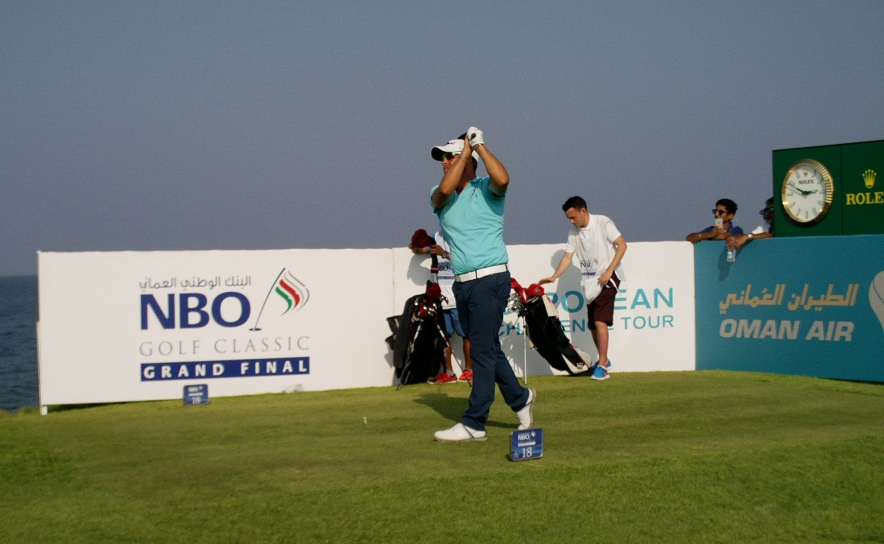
(430, 127, 535, 442)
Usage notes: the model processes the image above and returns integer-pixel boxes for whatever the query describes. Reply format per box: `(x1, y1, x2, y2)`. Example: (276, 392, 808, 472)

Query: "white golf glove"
(467, 126, 484, 148)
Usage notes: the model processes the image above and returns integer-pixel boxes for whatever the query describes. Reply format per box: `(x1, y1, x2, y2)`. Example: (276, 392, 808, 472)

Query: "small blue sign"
(510, 428, 543, 461)
(183, 384, 209, 406)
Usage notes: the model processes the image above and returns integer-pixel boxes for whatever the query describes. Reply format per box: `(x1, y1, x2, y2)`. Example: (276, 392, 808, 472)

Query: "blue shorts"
(443, 308, 466, 338)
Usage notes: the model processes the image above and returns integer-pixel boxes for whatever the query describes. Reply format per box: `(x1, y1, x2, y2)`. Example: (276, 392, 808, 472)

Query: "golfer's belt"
(454, 264, 509, 283)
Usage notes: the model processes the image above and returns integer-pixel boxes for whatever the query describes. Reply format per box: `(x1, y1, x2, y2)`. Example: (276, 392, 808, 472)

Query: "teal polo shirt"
(431, 176, 508, 276)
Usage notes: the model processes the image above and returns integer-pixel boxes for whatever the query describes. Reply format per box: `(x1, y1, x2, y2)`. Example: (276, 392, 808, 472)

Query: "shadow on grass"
(413, 393, 515, 429)
(46, 401, 143, 413)
(840, 379, 884, 387)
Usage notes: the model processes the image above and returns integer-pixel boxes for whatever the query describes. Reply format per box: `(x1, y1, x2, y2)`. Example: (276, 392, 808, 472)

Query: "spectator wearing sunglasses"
(686, 199, 743, 243)
(727, 197, 775, 250)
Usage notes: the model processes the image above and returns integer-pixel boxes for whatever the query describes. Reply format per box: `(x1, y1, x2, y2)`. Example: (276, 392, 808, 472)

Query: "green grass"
(3, 371, 884, 543)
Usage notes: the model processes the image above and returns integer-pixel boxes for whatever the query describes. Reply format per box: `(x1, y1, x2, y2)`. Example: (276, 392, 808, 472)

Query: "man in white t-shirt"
(539, 196, 627, 380)
(410, 231, 473, 383)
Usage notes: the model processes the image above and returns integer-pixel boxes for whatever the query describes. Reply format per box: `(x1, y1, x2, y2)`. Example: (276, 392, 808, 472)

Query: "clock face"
(781, 159, 834, 223)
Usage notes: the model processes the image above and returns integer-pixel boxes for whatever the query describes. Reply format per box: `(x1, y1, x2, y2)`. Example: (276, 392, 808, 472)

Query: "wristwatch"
(748, 233, 754, 240)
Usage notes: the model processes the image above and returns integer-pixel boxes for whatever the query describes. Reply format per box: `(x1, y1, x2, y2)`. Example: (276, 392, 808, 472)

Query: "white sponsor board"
(38, 249, 396, 406)
(394, 241, 696, 377)
(506, 242, 695, 375)
(39, 242, 695, 407)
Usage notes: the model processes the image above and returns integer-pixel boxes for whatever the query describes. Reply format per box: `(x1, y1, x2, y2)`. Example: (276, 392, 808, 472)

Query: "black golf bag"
(386, 282, 449, 387)
(510, 278, 592, 375)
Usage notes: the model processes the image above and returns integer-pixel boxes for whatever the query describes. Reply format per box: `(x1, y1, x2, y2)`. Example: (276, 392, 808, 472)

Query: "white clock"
(781, 159, 834, 223)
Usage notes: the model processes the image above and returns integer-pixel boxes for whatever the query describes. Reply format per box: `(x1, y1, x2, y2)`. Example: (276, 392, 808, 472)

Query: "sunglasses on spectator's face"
(760, 207, 774, 214)
(713, 209, 728, 215)
(441, 152, 458, 160)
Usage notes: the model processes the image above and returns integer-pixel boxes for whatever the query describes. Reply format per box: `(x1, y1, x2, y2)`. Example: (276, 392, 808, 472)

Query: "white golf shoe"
(434, 423, 487, 442)
(515, 388, 536, 430)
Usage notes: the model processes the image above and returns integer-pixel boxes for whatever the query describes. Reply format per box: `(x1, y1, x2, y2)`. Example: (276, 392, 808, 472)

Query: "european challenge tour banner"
(694, 235, 884, 381)
(394, 241, 696, 377)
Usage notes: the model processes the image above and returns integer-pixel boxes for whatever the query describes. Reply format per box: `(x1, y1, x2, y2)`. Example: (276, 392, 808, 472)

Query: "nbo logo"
(141, 293, 251, 329)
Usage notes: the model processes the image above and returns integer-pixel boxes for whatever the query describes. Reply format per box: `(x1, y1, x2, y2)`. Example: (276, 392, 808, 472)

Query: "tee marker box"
(183, 384, 209, 406)
(510, 428, 543, 461)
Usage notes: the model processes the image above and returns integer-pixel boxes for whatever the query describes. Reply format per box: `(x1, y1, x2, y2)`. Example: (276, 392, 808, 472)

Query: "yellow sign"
(845, 169, 882, 205)
(864, 169, 877, 189)
(719, 283, 859, 314)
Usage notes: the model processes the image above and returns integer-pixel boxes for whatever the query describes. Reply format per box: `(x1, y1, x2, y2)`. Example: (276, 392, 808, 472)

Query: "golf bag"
(386, 282, 449, 387)
(510, 278, 592, 375)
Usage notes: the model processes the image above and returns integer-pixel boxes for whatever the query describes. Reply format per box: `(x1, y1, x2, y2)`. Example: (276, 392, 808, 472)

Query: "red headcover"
(411, 229, 435, 249)
(510, 278, 544, 302)
(525, 283, 545, 298)
(424, 282, 442, 303)
(510, 277, 527, 302)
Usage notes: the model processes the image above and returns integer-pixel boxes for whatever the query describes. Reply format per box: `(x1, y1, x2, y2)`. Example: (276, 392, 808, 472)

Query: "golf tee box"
(183, 384, 209, 406)
(510, 428, 543, 461)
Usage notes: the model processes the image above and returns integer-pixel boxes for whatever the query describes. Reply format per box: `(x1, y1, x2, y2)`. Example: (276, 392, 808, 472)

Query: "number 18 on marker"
(511, 429, 543, 461)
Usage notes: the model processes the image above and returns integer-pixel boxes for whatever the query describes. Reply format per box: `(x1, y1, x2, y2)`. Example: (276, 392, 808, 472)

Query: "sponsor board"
(695, 235, 884, 381)
(38, 249, 395, 406)
(395, 242, 697, 377)
(39, 242, 698, 408)
(500, 242, 696, 376)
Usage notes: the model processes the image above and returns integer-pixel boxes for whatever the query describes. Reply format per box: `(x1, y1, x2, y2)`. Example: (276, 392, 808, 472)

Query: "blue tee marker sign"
(183, 384, 209, 406)
(510, 428, 543, 461)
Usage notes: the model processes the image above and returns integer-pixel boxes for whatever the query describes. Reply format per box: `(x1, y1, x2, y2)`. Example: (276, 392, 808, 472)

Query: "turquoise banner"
(695, 235, 884, 381)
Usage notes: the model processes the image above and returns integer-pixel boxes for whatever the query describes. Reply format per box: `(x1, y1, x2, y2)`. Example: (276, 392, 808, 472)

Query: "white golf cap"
(431, 136, 480, 162)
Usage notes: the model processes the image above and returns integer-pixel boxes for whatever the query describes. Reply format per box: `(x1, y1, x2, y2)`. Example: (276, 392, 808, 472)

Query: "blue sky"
(2, 2, 882, 276)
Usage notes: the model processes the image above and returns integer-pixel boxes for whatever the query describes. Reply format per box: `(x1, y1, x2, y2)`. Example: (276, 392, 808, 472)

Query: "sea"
(0, 276, 39, 413)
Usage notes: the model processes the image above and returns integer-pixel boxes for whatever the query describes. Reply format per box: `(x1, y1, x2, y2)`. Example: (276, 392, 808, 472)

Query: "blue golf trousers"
(453, 271, 529, 431)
